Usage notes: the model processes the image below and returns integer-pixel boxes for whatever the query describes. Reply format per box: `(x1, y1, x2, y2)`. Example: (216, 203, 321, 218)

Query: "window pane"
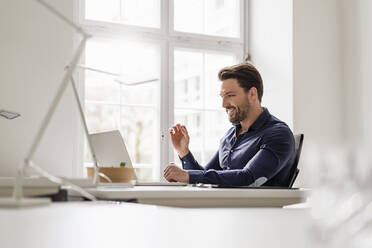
(174, 109, 203, 163)
(84, 103, 120, 163)
(85, 0, 160, 28)
(120, 107, 154, 165)
(85, 39, 159, 106)
(86, 103, 120, 133)
(85, 72, 120, 104)
(84, 104, 155, 167)
(204, 111, 231, 158)
(174, 49, 235, 109)
(174, 49, 235, 165)
(174, 50, 203, 109)
(174, 0, 240, 38)
(204, 53, 236, 109)
(84, 39, 159, 167)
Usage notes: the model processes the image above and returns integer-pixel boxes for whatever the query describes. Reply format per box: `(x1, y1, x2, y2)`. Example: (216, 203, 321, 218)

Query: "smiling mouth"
(226, 107, 236, 116)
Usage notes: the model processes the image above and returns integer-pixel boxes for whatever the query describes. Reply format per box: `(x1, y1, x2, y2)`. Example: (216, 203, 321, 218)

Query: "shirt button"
(226, 167, 230, 170)
(230, 149, 233, 153)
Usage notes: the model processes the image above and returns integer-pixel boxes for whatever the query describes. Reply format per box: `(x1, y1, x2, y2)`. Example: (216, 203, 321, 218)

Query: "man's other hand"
(163, 163, 189, 183)
(169, 124, 190, 158)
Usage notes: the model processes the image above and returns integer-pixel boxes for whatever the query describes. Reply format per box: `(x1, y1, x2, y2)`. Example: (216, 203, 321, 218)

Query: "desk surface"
(0, 201, 312, 248)
(84, 185, 309, 208)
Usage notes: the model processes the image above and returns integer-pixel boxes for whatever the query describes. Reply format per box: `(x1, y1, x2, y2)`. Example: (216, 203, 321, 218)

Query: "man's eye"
(227, 94, 234, 97)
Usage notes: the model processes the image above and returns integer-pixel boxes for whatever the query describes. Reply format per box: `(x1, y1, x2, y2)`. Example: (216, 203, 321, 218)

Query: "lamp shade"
(0, 110, 20, 120)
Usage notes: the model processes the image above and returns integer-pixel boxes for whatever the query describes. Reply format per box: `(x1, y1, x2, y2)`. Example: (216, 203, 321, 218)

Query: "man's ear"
(248, 87, 258, 102)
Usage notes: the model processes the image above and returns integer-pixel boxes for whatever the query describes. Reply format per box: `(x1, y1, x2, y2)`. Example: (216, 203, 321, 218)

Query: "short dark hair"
(218, 62, 264, 102)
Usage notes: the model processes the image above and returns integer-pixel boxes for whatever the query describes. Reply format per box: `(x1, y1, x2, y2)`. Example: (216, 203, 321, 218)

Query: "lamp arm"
(36, 0, 90, 38)
(114, 78, 159, 86)
(12, 37, 89, 202)
(76, 65, 158, 85)
(70, 76, 100, 185)
(77, 65, 120, 77)
(8, 0, 97, 206)
(27, 160, 96, 201)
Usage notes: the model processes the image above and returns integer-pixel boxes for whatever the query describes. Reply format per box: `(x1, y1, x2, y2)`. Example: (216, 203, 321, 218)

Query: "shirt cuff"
(179, 152, 195, 167)
(188, 170, 205, 184)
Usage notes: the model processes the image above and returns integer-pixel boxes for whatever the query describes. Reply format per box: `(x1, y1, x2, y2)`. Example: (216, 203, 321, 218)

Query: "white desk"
(0, 202, 313, 248)
(84, 185, 309, 208)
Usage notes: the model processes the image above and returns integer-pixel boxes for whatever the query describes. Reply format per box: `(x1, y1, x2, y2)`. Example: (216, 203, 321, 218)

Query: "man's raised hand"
(169, 124, 190, 158)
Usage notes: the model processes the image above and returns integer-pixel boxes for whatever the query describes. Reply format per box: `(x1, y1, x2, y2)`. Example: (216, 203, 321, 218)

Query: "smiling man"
(163, 63, 295, 186)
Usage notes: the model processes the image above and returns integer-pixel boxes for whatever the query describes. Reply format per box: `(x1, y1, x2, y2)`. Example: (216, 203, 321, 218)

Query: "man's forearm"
(188, 169, 256, 186)
(177, 148, 190, 159)
(179, 152, 205, 170)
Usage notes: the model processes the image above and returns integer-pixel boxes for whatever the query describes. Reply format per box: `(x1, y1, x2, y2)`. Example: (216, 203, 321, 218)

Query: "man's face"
(220, 78, 251, 124)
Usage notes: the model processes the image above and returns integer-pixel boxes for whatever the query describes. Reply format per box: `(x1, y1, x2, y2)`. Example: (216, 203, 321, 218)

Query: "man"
(163, 63, 295, 186)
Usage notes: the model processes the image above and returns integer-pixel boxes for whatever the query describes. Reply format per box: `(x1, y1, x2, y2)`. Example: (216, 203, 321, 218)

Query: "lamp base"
(0, 197, 51, 208)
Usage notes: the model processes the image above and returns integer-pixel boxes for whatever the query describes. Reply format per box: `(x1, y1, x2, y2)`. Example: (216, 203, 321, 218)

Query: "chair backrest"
(286, 134, 304, 188)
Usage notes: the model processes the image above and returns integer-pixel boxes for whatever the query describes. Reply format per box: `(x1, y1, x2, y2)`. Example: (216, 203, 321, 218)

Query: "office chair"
(286, 134, 304, 188)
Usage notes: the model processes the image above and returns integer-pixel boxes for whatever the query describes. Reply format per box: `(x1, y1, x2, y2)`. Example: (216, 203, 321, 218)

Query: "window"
(77, 0, 247, 180)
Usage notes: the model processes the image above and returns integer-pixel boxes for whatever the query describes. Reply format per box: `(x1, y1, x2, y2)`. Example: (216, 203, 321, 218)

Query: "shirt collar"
(250, 107, 270, 131)
(234, 107, 270, 134)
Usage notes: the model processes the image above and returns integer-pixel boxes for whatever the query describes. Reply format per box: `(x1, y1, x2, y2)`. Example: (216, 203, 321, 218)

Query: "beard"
(226, 101, 250, 124)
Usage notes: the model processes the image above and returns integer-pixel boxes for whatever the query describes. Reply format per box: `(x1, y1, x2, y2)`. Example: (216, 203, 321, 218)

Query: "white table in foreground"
(84, 185, 309, 208)
(0, 201, 313, 248)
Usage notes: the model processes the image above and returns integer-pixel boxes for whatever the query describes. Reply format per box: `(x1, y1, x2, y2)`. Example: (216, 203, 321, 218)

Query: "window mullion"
(242, 0, 249, 61)
(159, 0, 172, 180)
(201, 52, 206, 164)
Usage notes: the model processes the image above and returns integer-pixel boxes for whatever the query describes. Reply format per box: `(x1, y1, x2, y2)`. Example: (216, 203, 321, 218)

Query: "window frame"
(74, 0, 248, 179)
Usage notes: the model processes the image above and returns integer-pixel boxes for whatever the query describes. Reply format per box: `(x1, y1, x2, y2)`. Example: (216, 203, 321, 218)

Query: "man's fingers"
(163, 163, 176, 178)
(164, 168, 172, 179)
(164, 172, 175, 182)
(164, 171, 170, 179)
(176, 124, 183, 133)
(165, 170, 174, 181)
(180, 126, 189, 138)
(164, 173, 171, 182)
(169, 125, 181, 135)
(163, 164, 173, 174)
(164, 165, 172, 174)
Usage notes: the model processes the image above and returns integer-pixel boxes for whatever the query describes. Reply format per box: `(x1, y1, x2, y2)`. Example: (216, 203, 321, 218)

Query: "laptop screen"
(89, 130, 134, 168)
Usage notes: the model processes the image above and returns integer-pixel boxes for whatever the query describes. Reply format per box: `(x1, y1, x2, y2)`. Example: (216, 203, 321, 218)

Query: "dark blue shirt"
(180, 108, 295, 186)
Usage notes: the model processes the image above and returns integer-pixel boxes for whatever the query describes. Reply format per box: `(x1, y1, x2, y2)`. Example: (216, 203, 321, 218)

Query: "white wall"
(250, 0, 372, 186)
(248, 0, 293, 128)
(293, 0, 344, 148)
(293, 0, 372, 149)
(250, 0, 364, 148)
(341, 0, 372, 148)
(0, 0, 77, 177)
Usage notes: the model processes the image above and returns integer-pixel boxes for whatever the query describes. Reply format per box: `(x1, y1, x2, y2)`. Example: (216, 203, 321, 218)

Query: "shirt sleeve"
(180, 151, 221, 171)
(188, 126, 295, 186)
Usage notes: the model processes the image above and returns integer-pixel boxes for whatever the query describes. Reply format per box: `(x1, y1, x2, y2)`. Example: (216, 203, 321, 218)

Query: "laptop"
(89, 130, 187, 186)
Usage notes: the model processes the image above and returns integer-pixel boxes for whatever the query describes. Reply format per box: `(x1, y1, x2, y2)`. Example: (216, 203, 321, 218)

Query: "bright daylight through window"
(79, 0, 246, 180)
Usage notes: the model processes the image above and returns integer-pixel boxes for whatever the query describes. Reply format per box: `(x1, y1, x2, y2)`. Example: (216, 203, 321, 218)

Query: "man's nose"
(222, 97, 228, 108)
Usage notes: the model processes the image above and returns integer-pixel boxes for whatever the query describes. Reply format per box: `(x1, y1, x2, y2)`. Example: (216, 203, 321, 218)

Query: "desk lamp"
(0, 0, 96, 207)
